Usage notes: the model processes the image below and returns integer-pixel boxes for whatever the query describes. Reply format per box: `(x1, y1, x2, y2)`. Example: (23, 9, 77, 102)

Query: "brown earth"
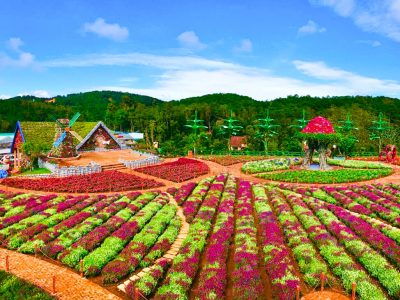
(0, 156, 398, 299)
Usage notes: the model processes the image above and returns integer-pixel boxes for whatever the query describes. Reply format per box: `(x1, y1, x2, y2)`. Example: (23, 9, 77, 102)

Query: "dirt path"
(0, 248, 120, 300)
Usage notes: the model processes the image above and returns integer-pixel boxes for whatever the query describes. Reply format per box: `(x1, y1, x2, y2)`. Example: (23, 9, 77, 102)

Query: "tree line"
(0, 92, 399, 155)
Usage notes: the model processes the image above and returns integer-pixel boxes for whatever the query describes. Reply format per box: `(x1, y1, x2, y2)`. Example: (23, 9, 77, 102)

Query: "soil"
(301, 291, 351, 300)
(57, 149, 143, 167)
(0, 156, 398, 299)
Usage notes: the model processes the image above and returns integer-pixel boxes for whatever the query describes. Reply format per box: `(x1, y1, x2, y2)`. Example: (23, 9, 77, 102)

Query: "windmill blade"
(69, 130, 83, 141)
(68, 112, 81, 127)
(50, 115, 67, 128)
(53, 131, 67, 148)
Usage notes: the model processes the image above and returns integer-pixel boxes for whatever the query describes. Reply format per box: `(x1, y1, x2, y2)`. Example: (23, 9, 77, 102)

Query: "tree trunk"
(302, 148, 313, 169)
(319, 144, 329, 170)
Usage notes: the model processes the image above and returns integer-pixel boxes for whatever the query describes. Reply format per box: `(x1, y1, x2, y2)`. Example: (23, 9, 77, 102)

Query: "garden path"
(0, 248, 121, 300)
(117, 193, 190, 293)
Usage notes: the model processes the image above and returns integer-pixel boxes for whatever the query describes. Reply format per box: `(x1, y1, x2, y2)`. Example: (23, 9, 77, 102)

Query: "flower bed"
(101, 203, 176, 283)
(284, 192, 386, 300)
(304, 196, 400, 297)
(198, 155, 265, 166)
(327, 159, 391, 169)
(81, 194, 168, 276)
(253, 185, 300, 299)
(135, 158, 209, 182)
(155, 175, 225, 299)
(139, 215, 181, 268)
(126, 258, 171, 298)
(241, 157, 299, 174)
(2, 171, 164, 193)
(258, 168, 392, 183)
(194, 175, 236, 300)
(232, 180, 264, 299)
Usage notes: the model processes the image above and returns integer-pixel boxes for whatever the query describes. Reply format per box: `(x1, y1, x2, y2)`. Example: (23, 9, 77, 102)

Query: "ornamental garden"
(0, 112, 399, 300)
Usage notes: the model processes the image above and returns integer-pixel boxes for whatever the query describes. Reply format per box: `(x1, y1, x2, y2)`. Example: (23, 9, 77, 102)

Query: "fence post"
(352, 282, 356, 300)
(80, 259, 83, 277)
(52, 275, 56, 294)
(134, 288, 139, 300)
(296, 285, 300, 300)
(320, 272, 325, 291)
(5, 255, 9, 271)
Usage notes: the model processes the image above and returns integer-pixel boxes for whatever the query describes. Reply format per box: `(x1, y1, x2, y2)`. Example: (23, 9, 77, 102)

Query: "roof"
(0, 133, 13, 143)
(76, 121, 124, 150)
(230, 136, 247, 147)
(302, 116, 335, 134)
(12, 121, 97, 151)
(114, 132, 144, 140)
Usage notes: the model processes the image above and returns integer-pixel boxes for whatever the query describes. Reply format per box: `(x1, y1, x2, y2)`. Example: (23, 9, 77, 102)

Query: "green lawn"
(19, 168, 52, 176)
(0, 270, 56, 300)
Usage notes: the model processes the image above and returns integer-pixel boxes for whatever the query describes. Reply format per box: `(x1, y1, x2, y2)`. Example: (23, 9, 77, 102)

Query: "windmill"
(49, 112, 82, 158)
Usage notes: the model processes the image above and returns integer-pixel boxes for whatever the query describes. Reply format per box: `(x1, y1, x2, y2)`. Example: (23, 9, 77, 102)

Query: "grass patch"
(0, 270, 56, 300)
(20, 168, 52, 176)
(257, 168, 393, 183)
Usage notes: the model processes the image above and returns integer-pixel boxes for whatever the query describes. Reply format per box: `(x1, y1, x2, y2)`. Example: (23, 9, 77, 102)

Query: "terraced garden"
(1, 174, 400, 299)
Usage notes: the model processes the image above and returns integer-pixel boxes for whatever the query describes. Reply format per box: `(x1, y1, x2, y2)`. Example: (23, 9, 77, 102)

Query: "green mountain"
(1, 91, 399, 155)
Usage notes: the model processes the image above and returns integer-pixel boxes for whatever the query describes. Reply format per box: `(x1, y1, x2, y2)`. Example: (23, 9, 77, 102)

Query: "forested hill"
(1, 91, 399, 153)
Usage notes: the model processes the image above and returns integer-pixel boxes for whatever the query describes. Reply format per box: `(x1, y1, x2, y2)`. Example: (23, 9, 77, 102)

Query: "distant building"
(230, 136, 247, 151)
(0, 133, 13, 158)
(113, 131, 144, 147)
(9, 121, 125, 170)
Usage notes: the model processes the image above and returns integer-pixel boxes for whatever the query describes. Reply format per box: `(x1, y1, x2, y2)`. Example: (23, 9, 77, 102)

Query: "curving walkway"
(0, 248, 121, 300)
(117, 193, 190, 293)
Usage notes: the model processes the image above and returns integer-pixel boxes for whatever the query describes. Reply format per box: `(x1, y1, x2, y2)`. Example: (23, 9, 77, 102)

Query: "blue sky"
(1, 0, 400, 100)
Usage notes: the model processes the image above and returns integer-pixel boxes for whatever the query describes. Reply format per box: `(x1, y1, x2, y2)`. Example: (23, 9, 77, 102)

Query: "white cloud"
(177, 31, 206, 50)
(357, 40, 382, 47)
(42, 52, 237, 70)
(7, 37, 23, 52)
(293, 60, 400, 95)
(83, 18, 129, 42)
(0, 37, 35, 68)
(298, 20, 326, 35)
(310, 0, 356, 17)
(234, 39, 253, 53)
(0, 94, 11, 100)
(40, 51, 400, 100)
(18, 90, 50, 98)
(310, 0, 400, 42)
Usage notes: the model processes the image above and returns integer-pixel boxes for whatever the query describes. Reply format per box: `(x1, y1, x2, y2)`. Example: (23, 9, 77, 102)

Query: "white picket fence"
(120, 150, 160, 169)
(38, 158, 101, 177)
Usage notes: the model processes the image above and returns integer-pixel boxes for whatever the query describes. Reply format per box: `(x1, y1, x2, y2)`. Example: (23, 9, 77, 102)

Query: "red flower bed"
(2, 171, 164, 193)
(136, 158, 209, 182)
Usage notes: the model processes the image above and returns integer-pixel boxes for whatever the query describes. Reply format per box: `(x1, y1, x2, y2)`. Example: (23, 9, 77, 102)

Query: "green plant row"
(258, 168, 392, 183)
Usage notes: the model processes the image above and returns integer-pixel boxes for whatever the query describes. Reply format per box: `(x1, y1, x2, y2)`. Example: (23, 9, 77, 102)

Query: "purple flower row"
(322, 199, 400, 268)
(4, 195, 90, 249)
(182, 177, 215, 222)
(41, 195, 128, 258)
(254, 186, 301, 299)
(0, 194, 58, 230)
(18, 195, 109, 253)
(58, 193, 148, 267)
(303, 196, 400, 297)
(284, 192, 385, 300)
(194, 175, 236, 300)
(174, 181, 196, 205)
(101, 202, 176, 283)
(232, 180, 264, 299)
(155, 175, 226, 299)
